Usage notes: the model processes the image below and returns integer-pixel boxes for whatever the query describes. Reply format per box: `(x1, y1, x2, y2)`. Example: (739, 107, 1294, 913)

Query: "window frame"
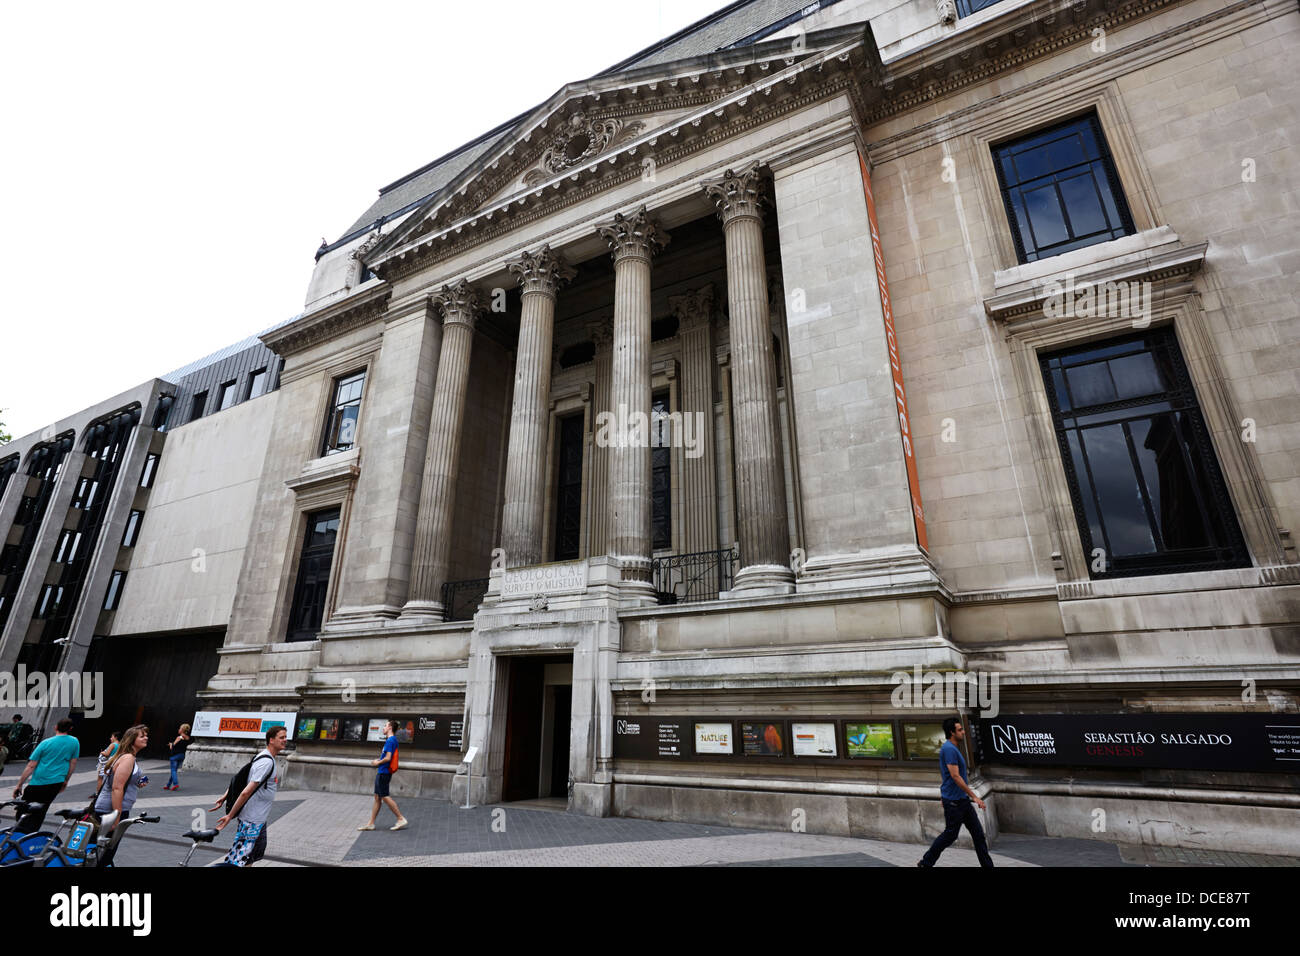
(189, 390, 208, 423)
(246, 367, 269, 401)
(140, 453, 160, 488)
(103, 570, 126, 611)
(216, 379, 239, 411)
(122, 510, 144, 548)
(320, 369, 367, 457)
(991, 111, 1136, 264)
(1039, 329, 1249, 578)
(997, 279, 1283, 583)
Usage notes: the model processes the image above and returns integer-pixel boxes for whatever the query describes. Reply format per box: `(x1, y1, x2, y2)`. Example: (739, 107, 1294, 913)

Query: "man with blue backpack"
(357, 719, 407, 832)
(209, 724, 287, 866)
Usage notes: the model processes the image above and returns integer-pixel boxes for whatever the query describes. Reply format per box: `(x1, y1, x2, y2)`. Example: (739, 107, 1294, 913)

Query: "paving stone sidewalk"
(3, 759, 1294, 868)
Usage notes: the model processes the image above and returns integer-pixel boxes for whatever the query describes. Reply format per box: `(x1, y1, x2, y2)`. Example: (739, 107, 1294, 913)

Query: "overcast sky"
(0, 0, 727, 443)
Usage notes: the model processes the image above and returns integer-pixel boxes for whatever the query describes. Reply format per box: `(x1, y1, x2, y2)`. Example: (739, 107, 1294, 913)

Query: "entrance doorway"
(502, 654, 572, 803)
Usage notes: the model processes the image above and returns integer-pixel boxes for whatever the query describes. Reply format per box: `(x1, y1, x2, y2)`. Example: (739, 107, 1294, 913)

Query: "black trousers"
(920, 797, 995, 867)
(15, 782, 61, 833)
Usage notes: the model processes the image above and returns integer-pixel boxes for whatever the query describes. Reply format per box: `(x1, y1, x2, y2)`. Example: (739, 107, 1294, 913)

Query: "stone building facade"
(15, 0, 1295, 854)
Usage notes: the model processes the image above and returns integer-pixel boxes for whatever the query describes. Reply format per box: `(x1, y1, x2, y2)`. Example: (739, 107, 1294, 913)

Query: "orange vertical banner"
(857, 151, 928, 551)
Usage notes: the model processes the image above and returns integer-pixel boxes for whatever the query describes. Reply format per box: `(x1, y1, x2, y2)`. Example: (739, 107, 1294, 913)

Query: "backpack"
(389, 747, 398, 774)
(224, 753, 276, 815)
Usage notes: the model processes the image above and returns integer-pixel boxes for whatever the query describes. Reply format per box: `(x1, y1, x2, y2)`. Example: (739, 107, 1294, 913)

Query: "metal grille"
(652, 547, 738, 605)
(442, 578, 490, 622)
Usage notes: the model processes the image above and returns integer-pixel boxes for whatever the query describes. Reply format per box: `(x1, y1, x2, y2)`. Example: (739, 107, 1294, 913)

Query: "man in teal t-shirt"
(11, 718, 79, 833)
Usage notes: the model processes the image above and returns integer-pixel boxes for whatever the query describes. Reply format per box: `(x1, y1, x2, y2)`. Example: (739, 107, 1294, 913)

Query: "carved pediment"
(363, 25, 871, 281)
(520, 113, 647, 188)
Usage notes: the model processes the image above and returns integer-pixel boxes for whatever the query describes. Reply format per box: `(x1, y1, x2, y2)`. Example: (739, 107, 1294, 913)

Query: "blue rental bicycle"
(34, 809, 160, 867)
(0, 800, 69, 865)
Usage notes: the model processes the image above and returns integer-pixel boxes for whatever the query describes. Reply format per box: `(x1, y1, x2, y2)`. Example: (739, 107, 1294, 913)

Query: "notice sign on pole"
(975, 713, 1300, 773)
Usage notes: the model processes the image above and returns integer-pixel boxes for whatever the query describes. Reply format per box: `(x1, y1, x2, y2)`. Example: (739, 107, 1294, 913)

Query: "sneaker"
(390, 818, 408, 831)
(357, 824, 375, 831)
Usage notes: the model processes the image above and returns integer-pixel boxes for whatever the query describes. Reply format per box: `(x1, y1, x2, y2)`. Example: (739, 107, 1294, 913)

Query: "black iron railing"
(441, 578, 489, 622)
(651, 547, 738, 606)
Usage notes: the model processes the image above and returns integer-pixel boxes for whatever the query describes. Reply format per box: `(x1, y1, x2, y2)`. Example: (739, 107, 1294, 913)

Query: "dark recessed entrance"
(502, 653, 573, 803)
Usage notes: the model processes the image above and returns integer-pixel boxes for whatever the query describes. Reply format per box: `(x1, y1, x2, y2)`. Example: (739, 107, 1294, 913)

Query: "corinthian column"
(586, 322, 613, 557)
(500, 245, 576, 569)
(595, 206, 668, 603)
(402, 279, 481, 619)
(703, 164, 793, 592)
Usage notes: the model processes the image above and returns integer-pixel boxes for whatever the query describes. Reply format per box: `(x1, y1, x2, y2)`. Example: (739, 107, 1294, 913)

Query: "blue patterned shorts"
(218, 820, 266, 867)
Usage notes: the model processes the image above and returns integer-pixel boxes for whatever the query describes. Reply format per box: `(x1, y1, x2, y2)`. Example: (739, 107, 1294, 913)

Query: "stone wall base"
(612, 783, 998, 849)
(996, 790, 1300, 857)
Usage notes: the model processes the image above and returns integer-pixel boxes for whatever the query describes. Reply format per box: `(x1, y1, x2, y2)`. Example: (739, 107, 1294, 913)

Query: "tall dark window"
(0, 433, 74, 634)
(955, 0, 1003, 16)
(140, 453, 159, 488)
(247, 367, 269, 400)
(993, 113, 1134, 263)
(286, 508, 341, 642)
(189, 391, 208, 422)
(322, 370, 365, 456)
(1041, 329, 1248, 578)
(216, 380, 239, 411)
(553, 415, 584, 561)
(0, 456, 18, 500)
(651, 394, 672, 551)
(29, 405, 140, 665)
(103, 570, 126, 611)
(122, 510, 143, 548)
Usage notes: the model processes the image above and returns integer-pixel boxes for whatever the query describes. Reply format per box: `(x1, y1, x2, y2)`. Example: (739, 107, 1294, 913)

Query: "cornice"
(856, 0, 1234, 133)
(984, 240, 1208, 323)
(262, 284, 391, 357)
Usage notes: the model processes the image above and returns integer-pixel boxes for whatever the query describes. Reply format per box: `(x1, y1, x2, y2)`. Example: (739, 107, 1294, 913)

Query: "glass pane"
(1058, 172, 1108, 237)
(1128, 415, 1209, 551)
(1067, 431, 1106, 550)
(1012, 143, 1056, 183)
(1022, 184, 1070, 249)
(337, 405, 359, 447)
(1064, 362, 1116, 407)
(1176, 411, 1232, 546)
(1046, 133, 1087, 174)
(1080, 424, 1156, 556)
(1108, 352, 1165, 400)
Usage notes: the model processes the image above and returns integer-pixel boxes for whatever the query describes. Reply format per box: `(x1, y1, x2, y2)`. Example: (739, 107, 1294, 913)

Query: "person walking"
(93, 725, 150, 833)
(164, 723, 192, 790)
(917, 717, 994, 868)
(357, 719, 407, 832)
(10, 718, 79, 833)
(210, 725, 286, 866)
(91, 731, 121, 797)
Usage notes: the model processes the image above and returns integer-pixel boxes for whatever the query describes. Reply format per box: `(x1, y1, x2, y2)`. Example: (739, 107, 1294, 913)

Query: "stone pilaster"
(703, 164, 793, 592)
(402, 279, 481, 619)
(669, 285, 719, 558)
(586, 322, 613, 557)
(500, 246, 576, 569)
(595, 206, 668, 603)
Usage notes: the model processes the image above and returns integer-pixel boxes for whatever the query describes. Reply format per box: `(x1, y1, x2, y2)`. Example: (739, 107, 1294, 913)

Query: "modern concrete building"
(6, 0, 1298, 856)
(0, 337, 283, 746)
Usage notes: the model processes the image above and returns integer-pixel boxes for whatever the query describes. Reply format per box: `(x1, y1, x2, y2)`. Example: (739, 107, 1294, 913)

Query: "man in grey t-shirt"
(210, 725, 286, 866)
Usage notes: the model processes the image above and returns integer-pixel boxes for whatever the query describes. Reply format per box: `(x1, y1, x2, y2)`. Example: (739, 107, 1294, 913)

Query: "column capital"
(507, 244, 577, 297)
(431, 278, 481, 329)
(669, 284, 715, 332)
(595, 205, 669, 264)
(588, 321, 613, 350)
(702, 162, 767, 225)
